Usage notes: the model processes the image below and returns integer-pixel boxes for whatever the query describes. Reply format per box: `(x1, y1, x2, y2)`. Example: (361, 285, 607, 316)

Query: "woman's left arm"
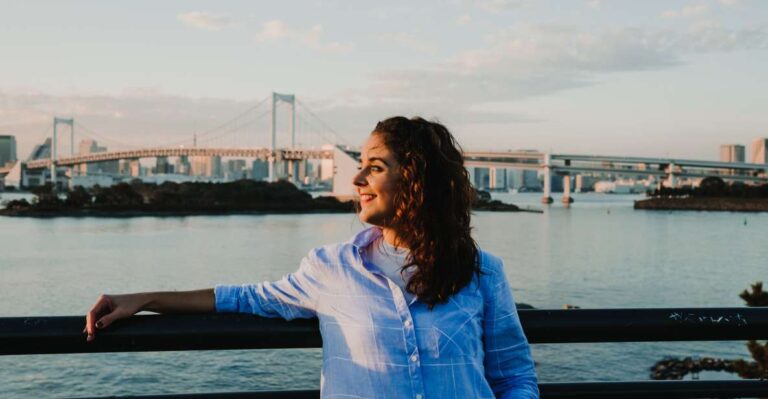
(481, 254, 539, 399)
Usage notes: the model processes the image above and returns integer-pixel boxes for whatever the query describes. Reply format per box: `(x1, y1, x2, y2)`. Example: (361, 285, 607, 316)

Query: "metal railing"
(2, 307, 767, 398)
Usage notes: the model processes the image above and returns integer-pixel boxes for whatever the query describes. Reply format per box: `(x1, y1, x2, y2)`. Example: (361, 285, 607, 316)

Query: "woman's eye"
(370, 166, 382, 172)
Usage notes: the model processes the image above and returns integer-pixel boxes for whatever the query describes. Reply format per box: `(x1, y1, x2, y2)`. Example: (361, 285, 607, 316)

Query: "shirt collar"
(349, 226, 383, 251)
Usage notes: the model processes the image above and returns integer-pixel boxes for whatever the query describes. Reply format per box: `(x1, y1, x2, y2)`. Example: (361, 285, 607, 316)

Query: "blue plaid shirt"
(215, 227, 539, 399)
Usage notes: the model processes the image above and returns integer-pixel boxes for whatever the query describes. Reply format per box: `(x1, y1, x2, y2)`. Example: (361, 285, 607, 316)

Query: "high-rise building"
(252, 159, 269, 181)
(0, 135, 17, 168)
(175, 156, 191, 175)
(190, 155, 222, 178)
(523, 170, 540, 190)
(751, 138, 768, 164)
(77, 139, 118, 175)
(473, 168, 490, 190)
(155, 157, 172, 174)
(319, 144, 336, 182)
(225, 159, 247, 181)
(720, 144, 745, 163)
(28, 138, 52, 161)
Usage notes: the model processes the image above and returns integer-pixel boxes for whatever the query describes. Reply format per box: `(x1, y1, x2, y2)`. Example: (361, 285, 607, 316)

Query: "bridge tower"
(541, 153, 553, 204)
(51, 117, 74, 187)
(270, 92, 296, 182)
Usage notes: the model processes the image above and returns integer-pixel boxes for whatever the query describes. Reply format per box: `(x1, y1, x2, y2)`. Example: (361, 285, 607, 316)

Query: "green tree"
(31, 183, 62, 209)
(65, 186, 92, 208)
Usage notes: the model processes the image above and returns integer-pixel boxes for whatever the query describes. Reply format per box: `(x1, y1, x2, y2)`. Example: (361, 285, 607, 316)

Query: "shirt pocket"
(417, 290, 484, 359)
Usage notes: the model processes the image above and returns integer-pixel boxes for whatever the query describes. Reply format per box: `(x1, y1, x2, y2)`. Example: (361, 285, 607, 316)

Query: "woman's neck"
(381, 227, 409, 250)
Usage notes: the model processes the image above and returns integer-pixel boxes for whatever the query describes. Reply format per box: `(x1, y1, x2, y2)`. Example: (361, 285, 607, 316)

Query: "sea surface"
(0, 192, 766, 397)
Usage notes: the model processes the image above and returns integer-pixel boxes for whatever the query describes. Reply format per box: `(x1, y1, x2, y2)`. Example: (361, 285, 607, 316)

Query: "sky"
(1, 0, 767, 160)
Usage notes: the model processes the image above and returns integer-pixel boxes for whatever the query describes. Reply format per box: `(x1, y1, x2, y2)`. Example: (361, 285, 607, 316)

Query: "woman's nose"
(352, 169, 367, 187)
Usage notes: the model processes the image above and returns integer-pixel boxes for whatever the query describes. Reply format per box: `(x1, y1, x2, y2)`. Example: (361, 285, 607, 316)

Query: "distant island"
(634, 177, 768, 212)
(0, 180, 534, 217)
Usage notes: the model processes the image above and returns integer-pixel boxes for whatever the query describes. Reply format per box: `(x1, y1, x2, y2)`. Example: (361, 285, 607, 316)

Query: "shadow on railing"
(2, 308, 767, 398)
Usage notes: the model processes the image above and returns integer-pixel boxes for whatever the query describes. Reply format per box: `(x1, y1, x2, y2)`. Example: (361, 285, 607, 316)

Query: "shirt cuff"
(214, 284, 241, 313)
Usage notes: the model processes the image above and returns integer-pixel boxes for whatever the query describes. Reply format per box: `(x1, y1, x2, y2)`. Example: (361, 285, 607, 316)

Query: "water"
(1, 192, 766, 397)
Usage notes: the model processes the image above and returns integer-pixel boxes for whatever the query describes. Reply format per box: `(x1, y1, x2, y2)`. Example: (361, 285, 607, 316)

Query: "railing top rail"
(68, 381, 768, 399)
(2, 307, 766, 356)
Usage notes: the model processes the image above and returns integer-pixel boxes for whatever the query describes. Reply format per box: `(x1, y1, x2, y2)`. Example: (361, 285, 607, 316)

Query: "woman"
(85, 116, 539, 398)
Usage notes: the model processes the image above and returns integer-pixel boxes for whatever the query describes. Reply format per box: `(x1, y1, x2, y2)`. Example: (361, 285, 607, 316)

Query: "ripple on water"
(2, 194, 766, 396)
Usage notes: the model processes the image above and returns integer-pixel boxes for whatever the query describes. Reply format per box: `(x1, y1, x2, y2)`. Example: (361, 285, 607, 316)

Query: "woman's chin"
(358, 212, 383, 227)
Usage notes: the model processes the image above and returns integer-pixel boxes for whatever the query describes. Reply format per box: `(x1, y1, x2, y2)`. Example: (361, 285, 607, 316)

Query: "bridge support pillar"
(268, 156, 275, 182)
(129, 159, 140, 177)
(298, 159, 307, 184)
(288, 160, 295, 184)
(667, 162, 677, 188)
(541, 153, 553, 204)
(562, 175, 574, 204)
(489, 168, 496, 190)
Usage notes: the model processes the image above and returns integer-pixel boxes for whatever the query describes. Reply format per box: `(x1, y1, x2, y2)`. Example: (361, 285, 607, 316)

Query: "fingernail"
(86, 335, 93, 342)
(95, 321, 103, 329)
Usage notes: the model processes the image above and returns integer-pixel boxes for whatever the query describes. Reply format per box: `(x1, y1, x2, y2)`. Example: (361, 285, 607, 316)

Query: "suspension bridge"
(2, 92, 768, 202)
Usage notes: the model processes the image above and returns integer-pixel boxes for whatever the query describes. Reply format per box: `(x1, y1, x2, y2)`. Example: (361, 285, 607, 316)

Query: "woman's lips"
(360, 194, 376, 206)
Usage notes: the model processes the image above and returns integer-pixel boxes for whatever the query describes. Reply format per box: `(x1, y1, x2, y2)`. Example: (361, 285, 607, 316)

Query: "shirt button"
(404, 319, 412, 327)
(410, 354, 418, 362)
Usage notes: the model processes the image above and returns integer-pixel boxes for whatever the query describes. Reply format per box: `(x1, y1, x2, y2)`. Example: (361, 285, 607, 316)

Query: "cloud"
(355, 23, 768, 108)
(303, 25, 354, 54)
(378, 32, 437, 54)
(474, 0, 532, 12)
(272, 22, 767, 143)
(661, 3, 710, 19)
(586, 0, 601, 9)
(254, 20, 352, 54)
(456, 14, 472, 26)
(253, 20, 293, 42)
(177, 11, 235, 31)
(719, 0, 741, 6)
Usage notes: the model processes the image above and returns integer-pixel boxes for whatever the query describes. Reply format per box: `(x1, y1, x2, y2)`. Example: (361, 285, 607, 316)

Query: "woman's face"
(352, 133, 401, 227)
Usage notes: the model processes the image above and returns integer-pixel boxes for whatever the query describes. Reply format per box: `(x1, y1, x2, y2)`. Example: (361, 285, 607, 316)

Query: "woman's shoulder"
(476, 248, 505, 276)
(305, 242, 355, 266)
(304, 227, 378, 267)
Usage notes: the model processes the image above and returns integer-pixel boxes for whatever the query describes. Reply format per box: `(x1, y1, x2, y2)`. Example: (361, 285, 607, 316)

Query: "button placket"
(386, 278, 425, 399)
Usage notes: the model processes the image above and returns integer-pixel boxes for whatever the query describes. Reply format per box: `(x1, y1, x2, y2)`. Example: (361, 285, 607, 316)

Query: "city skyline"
(1, 1, 767, 160)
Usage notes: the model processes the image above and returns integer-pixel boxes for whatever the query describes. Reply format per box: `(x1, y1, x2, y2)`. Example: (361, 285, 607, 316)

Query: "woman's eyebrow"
(367, 157, 390, 166)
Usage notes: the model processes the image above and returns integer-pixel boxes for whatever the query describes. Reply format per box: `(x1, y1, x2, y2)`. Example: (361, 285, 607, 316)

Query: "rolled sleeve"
(214, 250, 325, 320)
(481, 253, 539, 399)
(214, 285, 242, 313)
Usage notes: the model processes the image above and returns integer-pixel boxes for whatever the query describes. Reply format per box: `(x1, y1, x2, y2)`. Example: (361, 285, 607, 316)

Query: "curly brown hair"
(373, 116, 480, 309)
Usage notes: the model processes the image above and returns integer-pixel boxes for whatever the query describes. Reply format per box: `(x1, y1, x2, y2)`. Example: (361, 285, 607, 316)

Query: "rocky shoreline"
(0, 180, 534, 217)
(634, 197, 768, 212)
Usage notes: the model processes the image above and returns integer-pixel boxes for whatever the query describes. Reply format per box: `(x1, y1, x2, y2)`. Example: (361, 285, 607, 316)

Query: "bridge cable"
(153, 95, 270, 148)
(196, 109, 271, 147)
(296, 113, 343, 149)
(295, 99, 349, 146)
(74, 121, 142, 151)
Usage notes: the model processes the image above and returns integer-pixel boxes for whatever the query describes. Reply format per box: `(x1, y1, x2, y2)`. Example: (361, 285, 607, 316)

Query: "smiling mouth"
(359, 194, 377, 204)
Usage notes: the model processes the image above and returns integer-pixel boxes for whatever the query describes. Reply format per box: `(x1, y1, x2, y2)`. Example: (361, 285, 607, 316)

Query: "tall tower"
(0, 135, 17, 168)
(719, 144, 745, 163)
(270, 92, 296, 181)
(51, 117, 74, 187)
(751, 138, 768, 164)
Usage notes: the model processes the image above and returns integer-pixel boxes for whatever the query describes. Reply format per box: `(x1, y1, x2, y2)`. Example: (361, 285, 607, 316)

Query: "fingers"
(95, 312, 119, 330)
(84, 295, 113, 342)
